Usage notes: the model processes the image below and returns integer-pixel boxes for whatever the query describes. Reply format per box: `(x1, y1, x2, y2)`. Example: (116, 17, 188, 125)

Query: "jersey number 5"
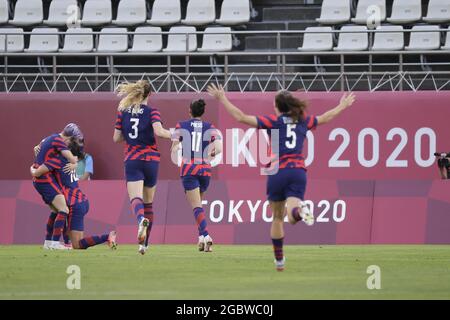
(129, 119, 139, 139)
(286, 124, 297, 149)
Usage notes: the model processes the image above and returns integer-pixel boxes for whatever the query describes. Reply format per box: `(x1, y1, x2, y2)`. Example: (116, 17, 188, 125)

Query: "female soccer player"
(171, 99, 222, 252)
(31, 140, 117, 250)
(32, 123, 82, 250)
(207, 84, 355, 271)
(113, 80, 172, 255)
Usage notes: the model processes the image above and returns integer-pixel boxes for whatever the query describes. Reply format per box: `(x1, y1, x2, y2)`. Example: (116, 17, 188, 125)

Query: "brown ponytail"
(117, 80, 151, 113)
(275, 90, 308, 122)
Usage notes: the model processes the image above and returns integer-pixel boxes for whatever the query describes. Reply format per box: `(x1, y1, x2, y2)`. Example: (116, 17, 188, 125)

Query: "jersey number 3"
(286, 124, 297, 149)
(129, 119, 139, 139)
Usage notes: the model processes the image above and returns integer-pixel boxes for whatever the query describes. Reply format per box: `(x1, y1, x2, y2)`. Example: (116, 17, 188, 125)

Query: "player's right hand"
(340, 92, 356, 109)
(207, 83, 226, 101)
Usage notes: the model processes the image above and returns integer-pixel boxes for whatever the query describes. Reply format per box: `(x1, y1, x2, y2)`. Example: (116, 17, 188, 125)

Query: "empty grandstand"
(0, 0, 449, 92)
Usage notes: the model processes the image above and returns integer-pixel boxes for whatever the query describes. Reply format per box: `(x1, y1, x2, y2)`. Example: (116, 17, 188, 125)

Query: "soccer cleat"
(49, 241, 70, 250)
(274, 257, 286, 272)
(43, 240, 52, 250)
(299, 202, 314, 226)
(138, 244, 148, 255)
(107, 231, 118, 250)
(137, 218, 149, 244)
(198, 236, 205, 252)
(204, 235, 213, 253)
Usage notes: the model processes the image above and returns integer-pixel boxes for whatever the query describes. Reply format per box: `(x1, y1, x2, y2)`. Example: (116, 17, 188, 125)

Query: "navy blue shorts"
(125, 160, 159, 188)
(33, 180, 63, 205)
(266, 168, 307, 202)
(182, 175, 211, 193)
(69, 200, 89, 232)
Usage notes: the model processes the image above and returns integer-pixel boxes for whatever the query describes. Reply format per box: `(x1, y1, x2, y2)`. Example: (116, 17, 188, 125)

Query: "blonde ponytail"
(117, 80, 151, 113)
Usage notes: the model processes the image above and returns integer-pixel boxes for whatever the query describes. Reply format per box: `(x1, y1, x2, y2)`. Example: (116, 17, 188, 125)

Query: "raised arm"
(61, 149, 78, 164)
(207, 84, 258, 128)
(317, 93, 356, 126)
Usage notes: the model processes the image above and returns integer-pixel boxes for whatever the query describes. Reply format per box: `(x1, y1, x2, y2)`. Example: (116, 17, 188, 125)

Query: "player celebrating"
(171, 99, 222, 252)
(113, 80, 172, 255)
(207, 84, 355, 271)
(32, 123, 81, 250)
(31, 140, 117, 250)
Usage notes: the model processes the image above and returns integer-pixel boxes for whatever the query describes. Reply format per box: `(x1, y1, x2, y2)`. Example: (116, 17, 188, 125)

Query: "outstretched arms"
(317, 93, 356, 126)
(207, 84, 258, 128)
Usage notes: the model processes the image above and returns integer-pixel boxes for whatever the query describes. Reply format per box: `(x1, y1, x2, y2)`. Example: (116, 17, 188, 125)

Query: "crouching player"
(31, 140, 117, 250)
(32, 124, 80, 250)
(171, 99, 222, 252)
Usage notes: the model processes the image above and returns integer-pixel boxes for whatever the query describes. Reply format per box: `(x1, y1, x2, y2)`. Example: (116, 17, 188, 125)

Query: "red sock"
(144, 203, 154, 247)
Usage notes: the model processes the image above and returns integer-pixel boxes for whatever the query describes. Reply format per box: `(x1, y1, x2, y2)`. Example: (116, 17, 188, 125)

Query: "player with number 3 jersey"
(208, 84, 356, 271)
(113, 80, 172, 255)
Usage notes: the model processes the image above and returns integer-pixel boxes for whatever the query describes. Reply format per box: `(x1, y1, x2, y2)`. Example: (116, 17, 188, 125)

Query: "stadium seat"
(297, 27, 334, 52)
(44, 0, 80, 27)
(97, 28, 128, 52)
(0, 0, 9, 24)
(181, 0, 216, 26)
(215, 0, 250, 25)
(405, 25, 441, 51)
(112, 0, 147, 26)
(387, 0, 422, 24)
(198, 27, 232, 52)
(441, 28, 450, 50)
(163, 26, 197, 52)
(334, 26, 368, 51)
(81, 0, 112, 26)
(129, 26, 162, 52)
(10, 0, 43, 26)
(423, 0, 450, 24)
(371, 25, 404, 51)
(25, 28, 60, 52)
(0, 28, 24, 52)
(147, 0, 181, 26)
(60, 28, 94, 52)
(316, 0, 351, 25)
(352, 0, 386, 25)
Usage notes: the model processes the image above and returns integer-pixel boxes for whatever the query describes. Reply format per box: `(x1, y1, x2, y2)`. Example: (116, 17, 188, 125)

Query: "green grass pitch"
(0, 245, 449, 300)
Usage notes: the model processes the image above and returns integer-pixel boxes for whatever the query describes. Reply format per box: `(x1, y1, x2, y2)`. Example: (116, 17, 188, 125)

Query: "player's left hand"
(207, 83, 226, 101)
(63, 162, 77, 174)
(340, 92, 356, 109)
(30, 165, 37, 177)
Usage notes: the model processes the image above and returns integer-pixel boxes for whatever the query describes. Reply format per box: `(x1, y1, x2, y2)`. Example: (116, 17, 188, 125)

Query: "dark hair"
(69, 139, 85, 161)
(275, 91, 308, 122)
(190, 99, 206, 118)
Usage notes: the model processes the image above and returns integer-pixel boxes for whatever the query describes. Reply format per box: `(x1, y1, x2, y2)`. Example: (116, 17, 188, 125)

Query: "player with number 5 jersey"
(113, 80, 172, 255)
(171, 99, 222, 252)
(207, 84, 356, 271)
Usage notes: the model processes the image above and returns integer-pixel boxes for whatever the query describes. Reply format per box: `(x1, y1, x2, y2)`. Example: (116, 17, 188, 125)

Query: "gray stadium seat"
(316, 0, 351, 25)
(97, 27, 128, 52)
(405, 25, 441, 51)
(423, 0, 450, 24)
(334, 26, 368, 51)
(10, 0, 43, 26)
(112, 0, 147, 26)
(181, 0, 216, 26)
(81, 0, 112, 26)
(147, 0, 181, 26)
(352, 0, 386, 25)
(0, 0, 9, 24)
(60, 28, 94, 52)
(441, 28, 450, 50)
(163, 26, 197, 52)
(371, 25, 404, 51)
(25, 28, 60, 52)
(297, 27, 334, 52)
(215, 0, 250, 25)
(0, 28, 24, 52)
(198, 27, 232, 52)
(129, 26, 162, 52)
(387, 0, 422, 24)
(44, 0, 80, 27)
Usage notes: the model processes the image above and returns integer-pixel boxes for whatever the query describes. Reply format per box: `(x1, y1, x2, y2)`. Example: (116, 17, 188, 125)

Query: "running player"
(171, 99, 222, 252)
(113, 80, 172, 255)
(32, 123, 81, 250)
(31, 140, 117, 250)
(207, 84, 356, 271)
